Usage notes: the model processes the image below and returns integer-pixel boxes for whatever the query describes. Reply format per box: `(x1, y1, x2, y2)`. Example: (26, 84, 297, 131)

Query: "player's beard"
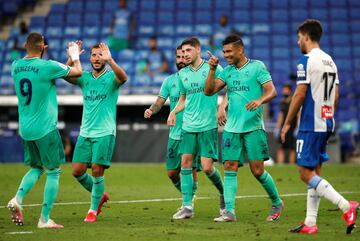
(176, 62, 185, 70)
(92, 63, 105, 72)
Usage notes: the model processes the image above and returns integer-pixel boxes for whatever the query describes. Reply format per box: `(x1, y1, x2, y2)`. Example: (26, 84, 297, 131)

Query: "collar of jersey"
(91, 68, 107, 79)
(189, 59, 205, 72)
(23, 57, 39, 60)
(234, 58, 250, 71)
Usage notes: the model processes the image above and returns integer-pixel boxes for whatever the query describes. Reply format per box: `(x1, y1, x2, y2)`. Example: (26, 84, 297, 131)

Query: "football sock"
(16, 168, 43, 204)
(310, 176, 350, 213)
(207, 166, 224, 195)
(224, 170, 238, 214)
(181, 168, 193, 207)
(258, 171, 282, 206)
(76, 173, 93, 192)
(304, 186, 321, 226)
(41, 169, 60, 222)
(90, 176, 104, 212)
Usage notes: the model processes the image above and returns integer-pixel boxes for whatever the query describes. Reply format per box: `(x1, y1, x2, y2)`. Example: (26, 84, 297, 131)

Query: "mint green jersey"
(219, 59, 272, 133)
(159, 72, 182, 140)
(12, 57, 70, 140)
(77, 69, 121, 138)
(178, 60, 223, 132)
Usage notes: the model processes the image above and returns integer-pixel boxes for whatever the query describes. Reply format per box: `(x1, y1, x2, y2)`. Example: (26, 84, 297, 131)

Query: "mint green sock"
(16, 168, 43, 204)
(41, 169, 60, 222)
(224, 171, 238, 214)
(90, 176, 104, 211)
(207, 167, 224, 194)
(181, 168, 193, 207)
(76, 173, 93, 192)
(173, 180, 181, 193)
(258, 171, 282, 206)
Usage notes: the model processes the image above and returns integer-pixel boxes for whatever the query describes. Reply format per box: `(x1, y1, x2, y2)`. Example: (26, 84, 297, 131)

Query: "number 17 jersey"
(12, 57, 70, 140)
(296, 48, 339, 133)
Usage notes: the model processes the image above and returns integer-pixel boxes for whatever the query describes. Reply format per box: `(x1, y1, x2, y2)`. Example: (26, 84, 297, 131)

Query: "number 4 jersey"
(12, 57, 70, 140)
(296, 48, 339, 133)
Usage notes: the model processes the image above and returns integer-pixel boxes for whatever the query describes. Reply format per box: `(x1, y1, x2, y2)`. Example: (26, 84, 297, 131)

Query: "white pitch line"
(5, 231, 33, 235)
(1, 191, 359, 209)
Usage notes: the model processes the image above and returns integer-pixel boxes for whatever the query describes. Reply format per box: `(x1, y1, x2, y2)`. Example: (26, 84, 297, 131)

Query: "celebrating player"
(65, 42, 127, 222)
(168, 37, 225, 220)
(144, 46, 200, 197)
(282, 19, 359, 234)
(7, 32, 82, 228)
(204, 34, 283, 222)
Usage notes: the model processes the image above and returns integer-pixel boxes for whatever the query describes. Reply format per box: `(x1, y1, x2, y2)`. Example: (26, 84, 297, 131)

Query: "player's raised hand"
(144, 109, 153, 119)
(68, 41, 80, 61)
(167, 112, 176, 126)
(207, 51, 219, 70)
(99, 43, 112, 62)
(75, 40, 85, 55)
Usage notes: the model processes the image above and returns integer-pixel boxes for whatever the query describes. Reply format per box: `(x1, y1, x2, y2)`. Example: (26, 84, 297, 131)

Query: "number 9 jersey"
(11, 57, 70, 140)
(296, 48, 339, 133)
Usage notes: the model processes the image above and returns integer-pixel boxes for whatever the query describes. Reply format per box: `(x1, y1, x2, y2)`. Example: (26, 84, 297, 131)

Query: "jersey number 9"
(20, 78, 32, 105)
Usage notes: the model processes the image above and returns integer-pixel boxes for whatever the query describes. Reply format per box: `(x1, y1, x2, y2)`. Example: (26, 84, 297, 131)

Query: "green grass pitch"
(0, 163, 359, 241)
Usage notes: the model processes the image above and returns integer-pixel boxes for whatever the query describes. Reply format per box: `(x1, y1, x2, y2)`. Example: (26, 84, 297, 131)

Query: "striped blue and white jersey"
(296, 48, 339, 133)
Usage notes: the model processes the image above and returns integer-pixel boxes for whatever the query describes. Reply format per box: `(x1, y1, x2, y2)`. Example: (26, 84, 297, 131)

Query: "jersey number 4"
(20, 78, 32, 105)
(322, 72, 336, 101)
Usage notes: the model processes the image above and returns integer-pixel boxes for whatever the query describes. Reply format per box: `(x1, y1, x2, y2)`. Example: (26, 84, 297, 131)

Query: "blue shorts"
(296, 131, 332, 168)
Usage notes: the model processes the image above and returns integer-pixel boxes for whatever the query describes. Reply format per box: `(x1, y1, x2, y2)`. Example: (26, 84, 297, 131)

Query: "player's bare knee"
(202, 166, 213, 175)
(251, 168, 264, 179)
(91, 165, 104, 177)
(167, 170, 180, 181)
(72, 168, 85, 177)
(224, 161, 238, 171)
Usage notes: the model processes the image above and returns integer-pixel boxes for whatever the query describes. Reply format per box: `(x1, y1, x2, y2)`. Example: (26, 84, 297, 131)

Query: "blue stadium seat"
(157, 25, 175, 36)
(103, 1, 118, 12)
(252, 35, 270, 48)
(85, 1, 102, 13)
(252, 24, 270, 33)
(272, 48, 290, 59)
(350, 8, 360, 20)
(139, 11, 156, 24)
(195, 0, 212, 10)
(234, 0, 250, 9)
(291, 9, 308, 21)
(46, 27, 63, 38)
(140, 0, 156, 11)
(137, 25, 155, 36)
(272, 60, 291, 73)
(159, 0, 175, 10)
(234, 23, 250, 34)
(64, 26, 81, 40)
(271, 0, 288, 8)
(271, 22, 290, 34)
(271, 9, 289, 21)
(157, 37, 173, 50)
(67, 1, 84, 12)
(83, 26, 100, 38)
(272, 35, 290, 47)
(252, 48, 270, 59)
(336, 59, 353, 71)
(351, 20, 360, 32)
(118, 49, 135, 61)
(215, 0, 231, 10)
(176, 11, 193, 24)
(127, 0, 138, 11)
(233, 10, 250, 23)
(195, 11, 212, 24)
(47, 37, 62, 52)
(349, 0, 360, 7)
(176, 0, 194, 10)
(194, 24, 212, 35)
(66, 14, 82, 26)
(102, 13, 113, 26)
(330, 22, 350, 33)
(310, 1, 328, 7)
(352, 33, 360, 45)
(329, 0, 348, 7)
(47, 14, 64, 27)
(83, 13, 101, 26)
(252, 10, 269, 22)
(50, 3, 66, 14)
(330, 8, 348, 21)
(310, 8, 328, 21)
(158, 11, 174, 24)
(290, 0, 308, 7)
(30, 16, 47, 28)
(332, 34, 350, 45)
(253, 0, 270, 9)
(176, 25, 193, 36)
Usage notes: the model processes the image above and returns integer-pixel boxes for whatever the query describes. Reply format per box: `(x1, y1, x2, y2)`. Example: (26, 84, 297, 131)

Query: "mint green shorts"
(222, 129, 269, 165)
(180, 128, 218, 161)
(23, 129, 65, 170)
(72, 135, 115, 168)
(166, 138, 201, 171)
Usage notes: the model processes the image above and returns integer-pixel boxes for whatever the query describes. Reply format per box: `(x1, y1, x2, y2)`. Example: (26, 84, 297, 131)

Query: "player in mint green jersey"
(205, 34, 283, 222)
(65, 42, 127, 223)
(7, 32, 83, 228)
(167, 37, 225, 220)
(144, 45, 199, 197)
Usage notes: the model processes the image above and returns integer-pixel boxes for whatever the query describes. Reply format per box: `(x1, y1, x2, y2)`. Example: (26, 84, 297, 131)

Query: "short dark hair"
(91, 43, 100, 53)
(175, 44, 183, 54)
(26, 32, 44, 51)
(222, 34, 244, 47)
(181, 37, 201, 48)
(297, 19, 322, 43)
